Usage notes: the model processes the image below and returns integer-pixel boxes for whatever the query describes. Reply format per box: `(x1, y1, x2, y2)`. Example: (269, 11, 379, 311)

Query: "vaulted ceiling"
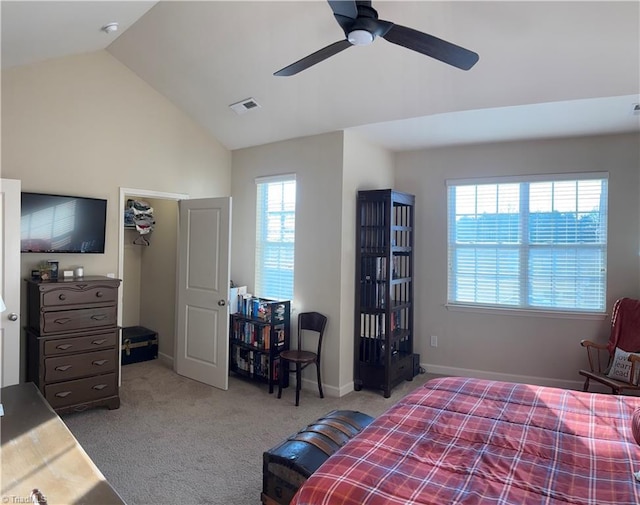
(2, 1, 639, 151)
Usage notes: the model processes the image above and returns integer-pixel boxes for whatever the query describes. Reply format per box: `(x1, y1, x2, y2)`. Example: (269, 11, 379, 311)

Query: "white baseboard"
(338, 382, 355, 397)
(288, 377, 343, 398)
(158, 352, 173, 368)
(299, 364, 598, 399)
(423, 363, 585, 391)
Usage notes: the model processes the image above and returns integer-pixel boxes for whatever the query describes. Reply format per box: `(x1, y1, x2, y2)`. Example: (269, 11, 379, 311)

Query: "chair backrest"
(608, 298, 640, 353)
(297, 311, 327, 356)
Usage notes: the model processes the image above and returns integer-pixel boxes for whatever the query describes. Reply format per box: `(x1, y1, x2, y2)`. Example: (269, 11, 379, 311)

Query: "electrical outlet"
(430, 335, 438, 347)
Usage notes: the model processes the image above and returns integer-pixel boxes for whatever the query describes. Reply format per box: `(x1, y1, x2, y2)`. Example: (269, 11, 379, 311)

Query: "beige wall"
(231, 132, 346, 396)
(2, 50, 231, 379)
(394, 133, 640, 389)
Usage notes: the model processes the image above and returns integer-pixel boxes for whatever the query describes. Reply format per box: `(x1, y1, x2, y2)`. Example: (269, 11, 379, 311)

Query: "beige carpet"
(62, 360, 440, 505)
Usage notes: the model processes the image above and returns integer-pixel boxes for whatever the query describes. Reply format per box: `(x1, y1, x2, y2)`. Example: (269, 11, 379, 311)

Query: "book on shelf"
(233, 348, 272, 379)
(229, 285, 247, 314)
(237, 295, 288, 321)
(361, 256, 387, 281)
(390, 310, 401, 332)
(360, 313, 385, 338)
(231, 320, 273, 349)
(359, 281, 387, 308)
(360, 310, 402, 338)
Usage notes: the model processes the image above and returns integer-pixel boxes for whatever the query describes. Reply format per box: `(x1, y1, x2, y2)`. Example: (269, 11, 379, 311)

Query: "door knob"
(218, 299, 226, 306)
(8, 313, 18, 321)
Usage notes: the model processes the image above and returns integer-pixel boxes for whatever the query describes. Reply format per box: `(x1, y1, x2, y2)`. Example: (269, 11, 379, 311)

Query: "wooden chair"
(579, 297, 640, 394)
(277, 312, 327, 406)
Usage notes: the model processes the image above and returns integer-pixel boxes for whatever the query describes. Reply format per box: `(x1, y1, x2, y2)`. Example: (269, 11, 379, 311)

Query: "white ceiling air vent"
(229, 98, 261, 115)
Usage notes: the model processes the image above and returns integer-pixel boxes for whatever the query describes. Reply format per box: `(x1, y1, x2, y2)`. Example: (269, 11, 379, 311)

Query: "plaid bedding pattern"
(291, 377, 640, 505)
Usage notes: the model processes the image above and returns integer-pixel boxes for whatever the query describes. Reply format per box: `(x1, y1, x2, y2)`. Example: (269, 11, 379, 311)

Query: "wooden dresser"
(26, 275, 121, 414)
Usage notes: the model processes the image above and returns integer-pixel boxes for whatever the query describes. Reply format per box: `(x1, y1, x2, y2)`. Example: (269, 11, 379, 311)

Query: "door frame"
(1, 179, 21, 386)
(117, 187, 189, 384)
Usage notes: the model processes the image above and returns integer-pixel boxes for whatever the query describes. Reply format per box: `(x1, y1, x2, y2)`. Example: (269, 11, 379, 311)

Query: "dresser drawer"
(45, 373, 118, 409)
(40, 283, 119, 308)
(43, 329, 118, 356)
(389, 354, 413, 384)
(41, 306, 117, 334)
(45, 349, 117, 382)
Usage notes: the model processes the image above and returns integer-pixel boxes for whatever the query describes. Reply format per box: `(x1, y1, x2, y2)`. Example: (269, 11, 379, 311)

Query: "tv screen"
(21, 192, 107, 253)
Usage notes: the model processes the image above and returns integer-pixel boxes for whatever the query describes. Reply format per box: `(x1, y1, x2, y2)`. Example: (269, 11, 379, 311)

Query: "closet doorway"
(117, 188, 188, 383)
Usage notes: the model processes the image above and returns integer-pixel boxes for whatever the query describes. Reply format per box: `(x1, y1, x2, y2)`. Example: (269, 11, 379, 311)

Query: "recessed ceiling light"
(101, 22, 119, 35)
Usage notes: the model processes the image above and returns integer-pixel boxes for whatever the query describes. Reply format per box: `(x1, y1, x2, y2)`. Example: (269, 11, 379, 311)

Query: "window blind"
(255, 175, 296, 300)
(447, 173, 608, 312)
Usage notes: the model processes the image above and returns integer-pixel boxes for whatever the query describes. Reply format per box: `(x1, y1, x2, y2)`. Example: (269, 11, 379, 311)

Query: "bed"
(291, 377, 640, 505)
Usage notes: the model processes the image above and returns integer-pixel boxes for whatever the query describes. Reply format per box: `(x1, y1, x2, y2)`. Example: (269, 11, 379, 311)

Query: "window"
(255, 174, 296, 300)
(447, 173, 608, 312)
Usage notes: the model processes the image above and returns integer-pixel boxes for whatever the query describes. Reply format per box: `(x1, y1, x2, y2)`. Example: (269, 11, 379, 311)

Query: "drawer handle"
(91, 314, 108, 321)
(92, 384, 108, 391)
(56, 344, 73, 350)
(53, 318, 72, 325)
(96, 291, 104, 298)
(55, 365, 72, 372)
(92, 359, 108, 366)
(55, 391, 72, 398)
(58, 293, 67, 300)
(92, 339, 107, 345)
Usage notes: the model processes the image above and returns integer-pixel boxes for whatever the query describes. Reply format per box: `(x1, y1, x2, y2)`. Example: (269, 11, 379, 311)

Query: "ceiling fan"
(274, 0, 479, 77)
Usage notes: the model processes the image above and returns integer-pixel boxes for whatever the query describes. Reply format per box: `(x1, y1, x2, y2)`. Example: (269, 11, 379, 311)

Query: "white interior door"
(1, 179, 21, 387)
(175, 197, 231, 389)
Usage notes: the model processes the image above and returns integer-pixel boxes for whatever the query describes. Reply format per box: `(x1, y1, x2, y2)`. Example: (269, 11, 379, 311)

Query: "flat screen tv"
(21, 192, 107, 253)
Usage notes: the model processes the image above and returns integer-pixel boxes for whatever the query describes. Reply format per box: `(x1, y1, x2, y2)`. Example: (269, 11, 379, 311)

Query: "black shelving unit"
(229, 298, 290, 393)
(354, 189, 415, 398)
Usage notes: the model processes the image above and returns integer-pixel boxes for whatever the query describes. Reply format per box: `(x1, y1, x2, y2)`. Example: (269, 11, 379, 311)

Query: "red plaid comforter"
(291, 377, 640, 504)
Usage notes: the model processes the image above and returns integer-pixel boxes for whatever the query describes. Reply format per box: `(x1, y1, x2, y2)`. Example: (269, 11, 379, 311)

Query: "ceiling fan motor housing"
(340, 3, 393, 42)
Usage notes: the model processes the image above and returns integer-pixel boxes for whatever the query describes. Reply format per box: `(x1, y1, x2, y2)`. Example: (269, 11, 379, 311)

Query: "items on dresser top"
(26, 275, 122, 414)
(0, 382, 125, 505)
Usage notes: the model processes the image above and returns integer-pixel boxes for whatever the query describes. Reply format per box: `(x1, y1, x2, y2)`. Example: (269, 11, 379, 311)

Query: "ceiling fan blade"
(333, 13, 357, 34)
(382, 23, 479, 70)
(328, 0, 358, 19)
(274, 39, 353, 77)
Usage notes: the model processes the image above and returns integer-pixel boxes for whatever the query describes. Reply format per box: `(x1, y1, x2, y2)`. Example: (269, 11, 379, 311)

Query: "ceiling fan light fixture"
(348, 29, 374, 46)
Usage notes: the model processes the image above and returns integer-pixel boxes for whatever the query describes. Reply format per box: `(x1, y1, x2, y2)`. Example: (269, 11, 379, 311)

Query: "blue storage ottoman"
(122, 326, 158, 365)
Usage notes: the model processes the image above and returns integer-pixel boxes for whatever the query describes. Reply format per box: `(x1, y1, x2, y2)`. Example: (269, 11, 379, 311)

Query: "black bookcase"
(229, 297, 290, 393)
(354, 189, 415, 398)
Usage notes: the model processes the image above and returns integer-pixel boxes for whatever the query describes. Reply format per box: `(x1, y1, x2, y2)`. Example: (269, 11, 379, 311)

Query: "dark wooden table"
(1, 382, 125, 504)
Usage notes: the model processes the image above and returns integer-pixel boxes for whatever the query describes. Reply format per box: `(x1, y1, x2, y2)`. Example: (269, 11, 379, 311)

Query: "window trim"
(255, 173, 296, 185)
(445, 171, 608, 187)
(254, 173, 296, 301)
(445, 302, 607, 320)
(446, 172, 608, 314)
